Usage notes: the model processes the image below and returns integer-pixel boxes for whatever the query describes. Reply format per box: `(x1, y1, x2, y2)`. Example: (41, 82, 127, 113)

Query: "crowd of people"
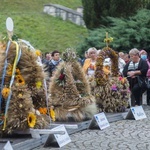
(41, 48, 150, 107)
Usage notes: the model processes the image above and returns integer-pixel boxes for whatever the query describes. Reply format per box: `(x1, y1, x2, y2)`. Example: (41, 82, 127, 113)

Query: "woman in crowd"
(139, 49, 148, 61)
(123, 53, 130, 64)
(83, 47, 97, 77)
(139, 49, 150, 105)
(123, 48, 148, 106)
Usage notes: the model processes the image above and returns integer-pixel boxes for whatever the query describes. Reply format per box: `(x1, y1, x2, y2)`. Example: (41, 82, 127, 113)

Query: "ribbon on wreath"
(3, 40, 22, 130)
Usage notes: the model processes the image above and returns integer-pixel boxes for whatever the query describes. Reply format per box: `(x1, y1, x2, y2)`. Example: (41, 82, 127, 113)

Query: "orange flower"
(39, 107, 47, 115)
(15, 75, 25, 86)
(1, 87, 10, 99)
(119, 76, 125, 84)
(89, 64, 95, 70)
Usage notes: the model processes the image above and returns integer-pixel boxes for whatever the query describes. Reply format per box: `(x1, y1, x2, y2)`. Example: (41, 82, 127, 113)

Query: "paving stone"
(32, 106, 150, 150)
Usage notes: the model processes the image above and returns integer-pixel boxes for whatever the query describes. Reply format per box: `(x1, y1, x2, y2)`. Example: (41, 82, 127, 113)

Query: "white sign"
(94, 112, 110, 130)
(51, 125, 71, 148)
(130, 106, 147, 120)
(3, 141, 13, 150)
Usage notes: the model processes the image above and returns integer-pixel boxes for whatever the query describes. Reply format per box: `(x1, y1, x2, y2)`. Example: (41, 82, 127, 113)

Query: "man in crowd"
(46, 50, 62, 77)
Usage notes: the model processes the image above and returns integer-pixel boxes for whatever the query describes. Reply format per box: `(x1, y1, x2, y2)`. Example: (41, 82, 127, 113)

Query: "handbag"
(137, 76, 147, 88)
(145, 78, 150, 89)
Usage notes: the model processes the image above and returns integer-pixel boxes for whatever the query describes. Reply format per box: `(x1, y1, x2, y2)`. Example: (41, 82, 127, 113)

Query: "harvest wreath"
(0, 18, 50, 134)
(94, 33, 130, 112)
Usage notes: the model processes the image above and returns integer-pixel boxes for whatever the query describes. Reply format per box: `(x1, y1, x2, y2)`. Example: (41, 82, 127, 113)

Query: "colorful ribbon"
(0, 41, 12, 125)
(0, 41, 11, 111)
(3, 40, 21, 130)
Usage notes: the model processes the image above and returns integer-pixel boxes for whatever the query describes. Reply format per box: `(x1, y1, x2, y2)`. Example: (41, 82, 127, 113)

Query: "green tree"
(82, 0, 110, 29)
(82, 0, 150, 29)
(81, 0, 96, 29)
(77, 9, 150, 55)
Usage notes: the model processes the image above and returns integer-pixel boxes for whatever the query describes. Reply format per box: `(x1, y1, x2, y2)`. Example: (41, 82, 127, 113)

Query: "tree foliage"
(77, 9, 150, 55)
(82, 0, 150, 29)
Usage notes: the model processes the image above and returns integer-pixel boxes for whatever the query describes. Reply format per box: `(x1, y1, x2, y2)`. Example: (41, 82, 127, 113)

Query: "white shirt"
(103, 57, 126, 74)
(87, 61, 95, 76)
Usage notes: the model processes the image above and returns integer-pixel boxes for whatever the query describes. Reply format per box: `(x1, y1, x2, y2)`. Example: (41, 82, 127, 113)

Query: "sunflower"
(35, 50, 41, 56)
(1, 87, 10, 99)
(50, 106, 55, 122)
(27, 113, 36, 128)
(39, 107, 47, 115)
(15, 75, 25, 86)
(35, 81, 42, 89)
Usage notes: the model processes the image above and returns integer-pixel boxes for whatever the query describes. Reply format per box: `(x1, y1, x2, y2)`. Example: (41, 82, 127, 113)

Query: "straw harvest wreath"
(94, 33, 130, 112)
(49, 49, 98, 121)
(0, 18, 50, 134)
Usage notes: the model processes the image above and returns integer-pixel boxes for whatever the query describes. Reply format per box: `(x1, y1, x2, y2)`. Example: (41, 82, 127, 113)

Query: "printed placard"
(51, 124, 71, 148)
(3, 141, 13, 150)
(94, 112, 110, 130)
(130, 106, 147, 120)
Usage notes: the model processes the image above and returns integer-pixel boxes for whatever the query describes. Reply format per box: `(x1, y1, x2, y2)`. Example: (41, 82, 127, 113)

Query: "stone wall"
(43, 4, 85, 26)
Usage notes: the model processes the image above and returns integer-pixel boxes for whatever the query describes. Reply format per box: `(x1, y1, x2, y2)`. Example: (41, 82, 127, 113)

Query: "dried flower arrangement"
(0, 37, 49, 134)
(49, 49, 98, 121)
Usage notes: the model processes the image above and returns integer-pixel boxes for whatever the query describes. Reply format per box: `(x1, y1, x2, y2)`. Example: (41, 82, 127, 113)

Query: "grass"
(0, 0, 87, 53)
